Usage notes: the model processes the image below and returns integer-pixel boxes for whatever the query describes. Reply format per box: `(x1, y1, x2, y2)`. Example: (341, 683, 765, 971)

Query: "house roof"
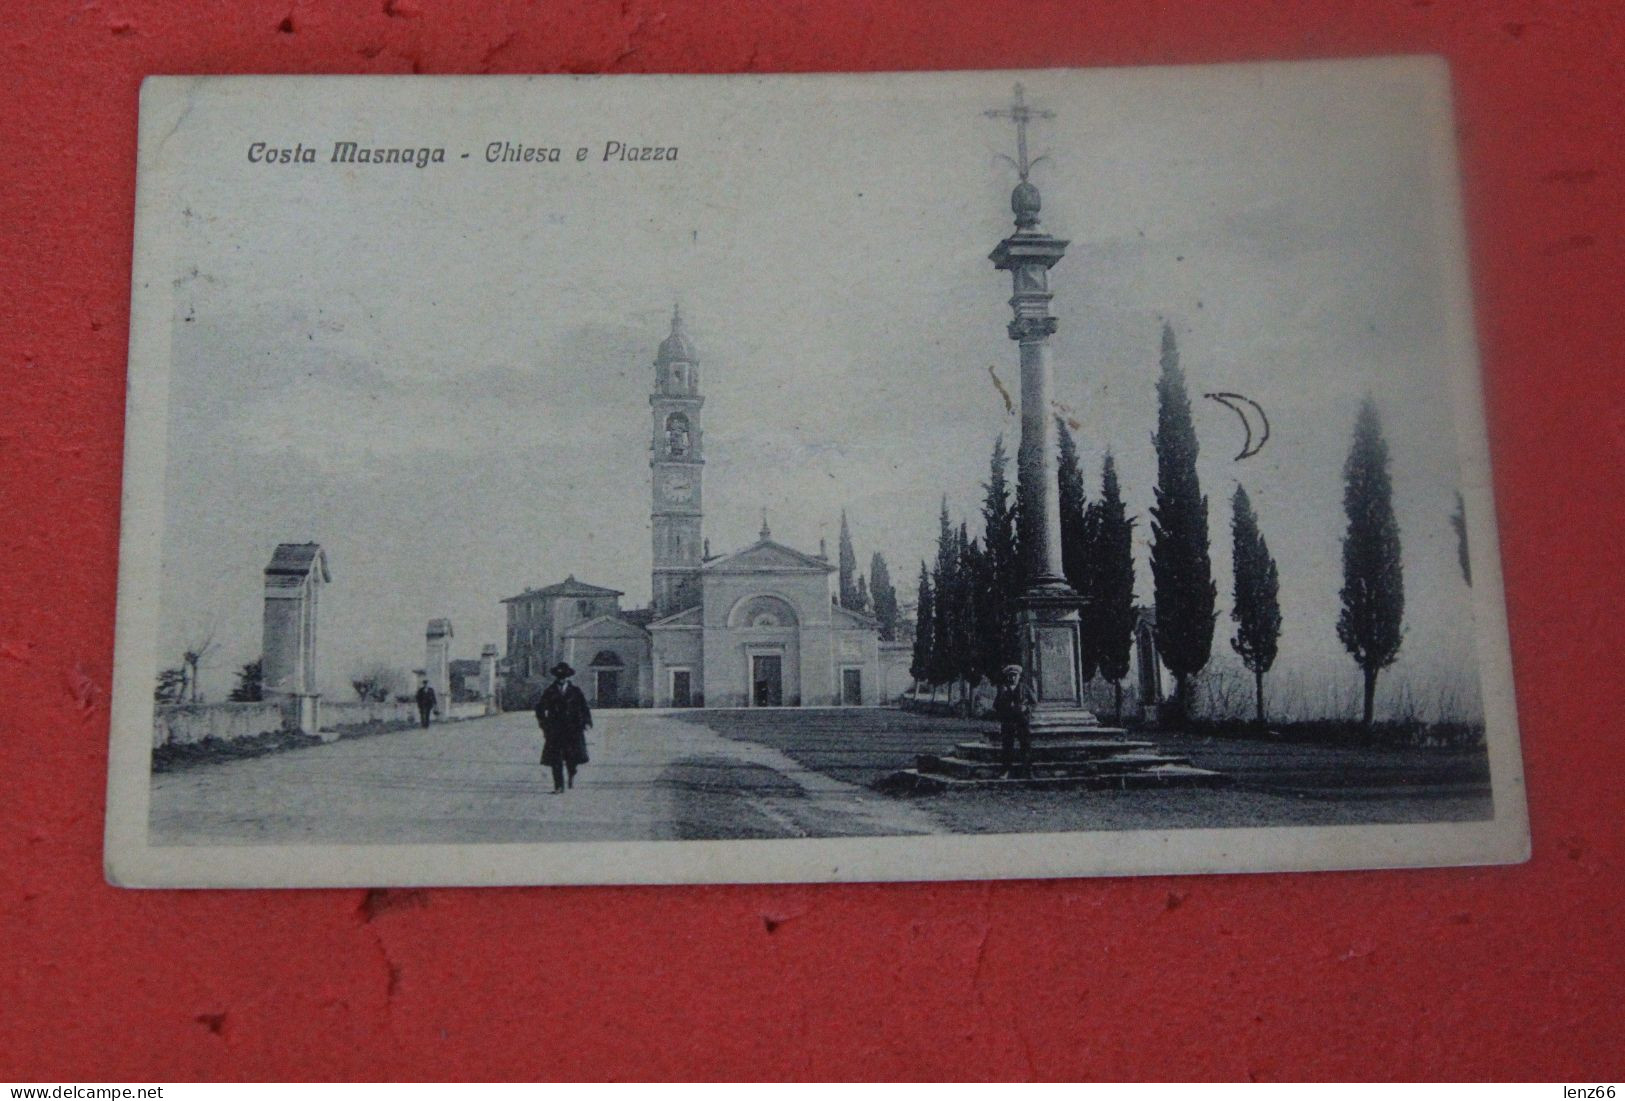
(701, 538, 836, 575)
(501, 574, 625, 603)
(831, 604, 881, 629)
(561, 613, 650, 639)
(648, 605, 703, 628)
(264, 542, 329, 581)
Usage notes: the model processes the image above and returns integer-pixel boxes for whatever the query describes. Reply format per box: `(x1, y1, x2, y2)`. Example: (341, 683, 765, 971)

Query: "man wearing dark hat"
(535, 662, 592, 793)
(992, 663, 1036, 779)
(414, 679, 437, 729)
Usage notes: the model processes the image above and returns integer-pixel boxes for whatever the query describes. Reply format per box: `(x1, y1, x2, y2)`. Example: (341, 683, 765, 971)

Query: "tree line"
(834, 509, 904, 642)
(906, 321, 1411, 728)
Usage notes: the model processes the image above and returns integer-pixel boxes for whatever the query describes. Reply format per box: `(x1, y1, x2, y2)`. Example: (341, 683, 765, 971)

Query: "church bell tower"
(650, 305, 704, 616)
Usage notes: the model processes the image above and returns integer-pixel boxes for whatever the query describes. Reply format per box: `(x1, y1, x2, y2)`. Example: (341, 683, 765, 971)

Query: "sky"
(146, 60, 1487, 716)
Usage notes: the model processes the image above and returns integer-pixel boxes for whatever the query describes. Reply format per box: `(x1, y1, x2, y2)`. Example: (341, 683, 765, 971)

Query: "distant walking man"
(993, 663, 1036, 778)
(414, 680, 437, 729)
(535, 661, 592, 793)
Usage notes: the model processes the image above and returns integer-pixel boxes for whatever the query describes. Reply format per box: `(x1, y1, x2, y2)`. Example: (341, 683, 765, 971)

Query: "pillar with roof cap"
(479, 643, 500, 714)
(425, 618, 453, 720)
(261, 542, 330, 738)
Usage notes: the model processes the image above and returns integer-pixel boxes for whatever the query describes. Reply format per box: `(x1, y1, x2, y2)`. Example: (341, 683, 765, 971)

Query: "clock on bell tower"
(650, 305, 705, 616)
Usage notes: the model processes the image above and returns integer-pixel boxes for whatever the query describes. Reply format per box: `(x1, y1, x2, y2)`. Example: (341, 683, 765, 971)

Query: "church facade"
(500, 309, 912, 709)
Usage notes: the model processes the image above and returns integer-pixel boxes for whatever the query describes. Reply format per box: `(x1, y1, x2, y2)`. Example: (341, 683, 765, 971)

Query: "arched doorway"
(589, 650, 625, 708)
(728, 594, 801, 707)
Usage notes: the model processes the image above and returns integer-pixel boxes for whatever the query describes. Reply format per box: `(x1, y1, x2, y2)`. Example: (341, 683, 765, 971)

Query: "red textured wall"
(2, 0, 1620, 1081)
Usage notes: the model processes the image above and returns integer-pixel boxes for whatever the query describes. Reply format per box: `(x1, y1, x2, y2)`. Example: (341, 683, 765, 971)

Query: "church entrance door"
(595, 669, 620, 707)
(841, 667, 863, 706)
(752, 655, 783, 707)
(671, 669, 692, 708)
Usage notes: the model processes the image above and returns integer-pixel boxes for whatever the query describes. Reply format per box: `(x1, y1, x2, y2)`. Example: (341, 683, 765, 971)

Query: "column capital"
(1008, 316, 1059, 343)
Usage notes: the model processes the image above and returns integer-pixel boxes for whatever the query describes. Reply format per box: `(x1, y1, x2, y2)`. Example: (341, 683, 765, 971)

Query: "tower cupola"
(657, 304, 697, 365)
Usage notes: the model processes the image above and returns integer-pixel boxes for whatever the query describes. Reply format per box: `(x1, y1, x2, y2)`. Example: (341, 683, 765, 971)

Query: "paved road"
(149, 709, 941, 846)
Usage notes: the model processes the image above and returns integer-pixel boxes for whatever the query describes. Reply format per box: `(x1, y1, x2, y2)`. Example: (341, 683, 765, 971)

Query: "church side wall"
(830, 626, 879, 706)
(878, 642, 914, 703)
(563, 633, 649, 708)
(799, 625, 834, 706)
(651, 628, 704, 706)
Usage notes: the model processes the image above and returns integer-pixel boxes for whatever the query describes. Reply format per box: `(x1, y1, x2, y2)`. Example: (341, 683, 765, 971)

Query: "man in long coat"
(414, 680, 437, 729)
(535, 661, 592, 793)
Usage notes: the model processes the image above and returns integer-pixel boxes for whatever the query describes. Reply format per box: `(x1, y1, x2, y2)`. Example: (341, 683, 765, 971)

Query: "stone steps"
(1025, 713, 1122, 735)
(917, 751, 1197, 781)
(886, 762, 1229, 794)
(883, 726, 1228, 793)
(947, 738, 1156, 764)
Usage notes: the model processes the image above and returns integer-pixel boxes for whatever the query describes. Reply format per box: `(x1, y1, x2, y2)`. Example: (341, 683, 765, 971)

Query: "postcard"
(105, 59, 1528, 886)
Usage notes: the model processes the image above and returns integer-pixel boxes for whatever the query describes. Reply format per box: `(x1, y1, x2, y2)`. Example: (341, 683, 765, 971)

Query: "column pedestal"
(278, 691, 330, 741)
(1012, 576, 1097, 737)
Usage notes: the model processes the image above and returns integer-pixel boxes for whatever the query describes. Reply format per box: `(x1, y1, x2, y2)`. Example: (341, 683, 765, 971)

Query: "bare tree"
(179, 616, 221, 704)
(351, 664, 405, 703)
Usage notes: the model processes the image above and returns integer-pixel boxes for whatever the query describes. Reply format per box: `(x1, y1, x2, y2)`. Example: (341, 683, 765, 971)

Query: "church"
(501, 309, 914, 709)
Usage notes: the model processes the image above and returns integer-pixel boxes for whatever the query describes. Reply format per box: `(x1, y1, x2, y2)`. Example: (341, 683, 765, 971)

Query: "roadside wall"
(323, 700, 417, 729)
(153, 701, 286, 748)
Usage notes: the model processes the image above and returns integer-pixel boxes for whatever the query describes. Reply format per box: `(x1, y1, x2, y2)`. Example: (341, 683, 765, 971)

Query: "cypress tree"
(929, 498, 959, 691)
(854, 574, 872, 614)
(155, 667, 187, 703)
(837, 509, 859, 609)
(1057, 417, 1089, 593)
(870, 552, 900, 641)
(910, 561, 934, 693)
(1148, 322, 1217, 719)
(1092, 453, 1138, 724)
(980, 435, 1022, 675)
(1338, 399, 1405, 727)
(1056, 419, 1101, 681)
(227, 657, 264, 703)
(956, 523, 983, 705)
(1229, 485, 1282, 724)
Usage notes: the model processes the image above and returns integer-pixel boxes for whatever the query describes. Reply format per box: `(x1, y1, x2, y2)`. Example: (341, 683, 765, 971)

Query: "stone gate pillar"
(480, 644, 499, 715)
(425, 619, 453, 719)
(261, 543, 330, 738)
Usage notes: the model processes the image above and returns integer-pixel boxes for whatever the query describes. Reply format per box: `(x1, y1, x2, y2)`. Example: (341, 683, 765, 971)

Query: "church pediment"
(562, 613, 650, 640)
(703, 539, 835, 575)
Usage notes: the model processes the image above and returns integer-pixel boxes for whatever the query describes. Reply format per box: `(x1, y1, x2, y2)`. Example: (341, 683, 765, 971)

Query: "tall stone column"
(425, 618, 453, 720)
(988, 85, 1101, 735)
(261, 543, 330, 738)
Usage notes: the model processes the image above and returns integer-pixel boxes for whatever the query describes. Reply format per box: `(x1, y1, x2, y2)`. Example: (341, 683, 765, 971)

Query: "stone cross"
(984, 82, 1054, 182)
